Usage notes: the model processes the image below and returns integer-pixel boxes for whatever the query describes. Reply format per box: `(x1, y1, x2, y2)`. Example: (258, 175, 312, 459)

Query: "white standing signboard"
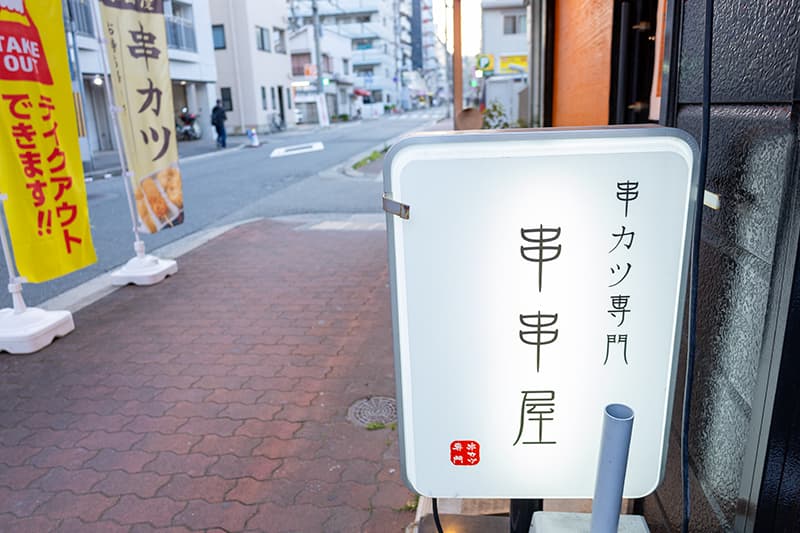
(384, 128, 699, 499)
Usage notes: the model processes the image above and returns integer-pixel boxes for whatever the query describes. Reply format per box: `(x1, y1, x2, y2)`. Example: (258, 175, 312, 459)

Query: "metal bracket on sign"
(382, 194, 410, 220)
(703, 190, 721, 210)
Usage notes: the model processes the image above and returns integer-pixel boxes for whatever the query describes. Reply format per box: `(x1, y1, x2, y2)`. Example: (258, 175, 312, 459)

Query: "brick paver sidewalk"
(0, 219, 416, 532)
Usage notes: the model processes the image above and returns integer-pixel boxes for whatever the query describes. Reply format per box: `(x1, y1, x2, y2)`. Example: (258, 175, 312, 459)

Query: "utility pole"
(452, 0, 462, 117)
(311, 0, 329, 125)
(311, 0, 324, 96)
(394, 0, 401, 108)
(443, 0, 451, 118)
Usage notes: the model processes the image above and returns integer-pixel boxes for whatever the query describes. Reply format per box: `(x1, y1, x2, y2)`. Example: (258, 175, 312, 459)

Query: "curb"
(83, 143, 247, 180)
(323, 114, 447, 180)
(39, 217, 263, 314)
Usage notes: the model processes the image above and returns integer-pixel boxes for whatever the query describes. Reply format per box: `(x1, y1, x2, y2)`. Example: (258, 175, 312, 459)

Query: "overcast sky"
(433, 0, 482, 57)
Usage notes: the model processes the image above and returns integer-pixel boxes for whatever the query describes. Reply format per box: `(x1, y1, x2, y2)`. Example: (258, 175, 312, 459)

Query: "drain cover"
(347, 396, 397, 427)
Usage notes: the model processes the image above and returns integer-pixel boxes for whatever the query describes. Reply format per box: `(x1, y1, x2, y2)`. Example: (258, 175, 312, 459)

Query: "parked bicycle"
(268, 111, 286, 133)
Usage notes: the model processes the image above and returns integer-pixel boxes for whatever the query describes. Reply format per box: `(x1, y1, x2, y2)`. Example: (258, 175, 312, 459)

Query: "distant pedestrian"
(211, 99, 227, 148)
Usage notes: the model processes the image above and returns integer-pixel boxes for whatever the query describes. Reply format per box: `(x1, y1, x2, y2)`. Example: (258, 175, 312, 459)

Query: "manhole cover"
(347, 396, 397, 428)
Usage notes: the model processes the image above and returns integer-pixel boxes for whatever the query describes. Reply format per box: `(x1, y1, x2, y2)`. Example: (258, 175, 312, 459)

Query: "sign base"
(0, 307, 74, 354)
(531, 512, 649, 532)
(110, 254, 178, 286)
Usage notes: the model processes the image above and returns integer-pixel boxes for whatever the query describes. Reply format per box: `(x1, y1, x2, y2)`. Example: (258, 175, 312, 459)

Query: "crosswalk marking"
(387, 112, 444, 121)
(270, 141, 325, 158)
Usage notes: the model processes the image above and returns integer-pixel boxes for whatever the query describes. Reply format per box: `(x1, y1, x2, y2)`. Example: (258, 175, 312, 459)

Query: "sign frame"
(383, 127, 700, 499)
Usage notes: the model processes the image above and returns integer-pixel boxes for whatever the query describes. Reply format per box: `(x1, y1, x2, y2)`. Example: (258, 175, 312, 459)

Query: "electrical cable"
(681, 0, 714, 532)
(432, 497, 444, 533)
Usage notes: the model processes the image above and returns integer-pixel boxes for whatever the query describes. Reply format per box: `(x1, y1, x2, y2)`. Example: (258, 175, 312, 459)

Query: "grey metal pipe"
(590, 403, 635, 533)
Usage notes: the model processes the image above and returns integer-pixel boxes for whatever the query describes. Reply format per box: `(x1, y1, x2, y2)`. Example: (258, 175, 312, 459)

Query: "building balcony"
(353, 47, 389, 63)
(166, 16, 197, 52)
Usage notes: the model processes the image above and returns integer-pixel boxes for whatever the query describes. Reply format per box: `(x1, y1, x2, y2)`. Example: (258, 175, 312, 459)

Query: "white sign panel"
(384, 128, 698, 499)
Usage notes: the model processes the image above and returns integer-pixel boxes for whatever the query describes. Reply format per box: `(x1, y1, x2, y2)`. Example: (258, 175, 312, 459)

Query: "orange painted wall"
(551, 0, 614, 126)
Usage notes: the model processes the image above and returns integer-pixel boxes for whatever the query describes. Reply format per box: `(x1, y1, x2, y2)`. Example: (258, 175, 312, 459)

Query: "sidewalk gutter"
(39, 217, 262, 314)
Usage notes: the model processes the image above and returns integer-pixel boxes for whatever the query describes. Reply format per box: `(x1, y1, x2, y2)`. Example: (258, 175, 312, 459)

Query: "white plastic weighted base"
(531, 512, 649, 533)
(0, 307, 74, 354)
(110, 254, 178, 286)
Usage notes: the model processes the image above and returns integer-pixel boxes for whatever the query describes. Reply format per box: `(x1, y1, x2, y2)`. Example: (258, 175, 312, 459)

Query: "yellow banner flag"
(99, 0, 184, 234)
(0, 0, 96, 283)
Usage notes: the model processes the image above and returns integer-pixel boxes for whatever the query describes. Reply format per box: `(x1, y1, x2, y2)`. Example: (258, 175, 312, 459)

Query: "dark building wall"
(411, 0, 423, 70)
(644, 1, 800, 531)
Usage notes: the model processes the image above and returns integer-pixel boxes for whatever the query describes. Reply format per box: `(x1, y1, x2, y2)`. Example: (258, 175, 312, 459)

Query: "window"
(353, 39, 373, 50)
(354, 66, 374, 77)
(261, 86, 267, 110)
(256, 26, 270, 51)
(292, 53, 311, 76)
(72, 0, 95, 36)
(286, 88, 292, 109)
(503, 14, 526, 34)
(342, 58, 349, 75)
(220, 87, 233, 111)
(355, 14, 371, 23)
(273, 28, 286, 54)
(166, 2, 197, 51)
(322, 54, 333, 74)
(270, 87, 277, 110)
(212, 24, 225, 49)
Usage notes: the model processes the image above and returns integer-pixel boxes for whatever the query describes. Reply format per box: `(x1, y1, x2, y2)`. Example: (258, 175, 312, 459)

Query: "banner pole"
(89, 0, 145, 258)
(0, 194, 25, 314)
(90, 0, 177, 286)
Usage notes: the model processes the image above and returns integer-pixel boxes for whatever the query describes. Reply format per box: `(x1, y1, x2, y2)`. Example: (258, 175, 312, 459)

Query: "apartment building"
(289, 25, 357, 121)
(481, 0, 527, 69)
(209, 0, 295, 133)
(289, 0, 413, 110)
(480, 0, 528, 122)
(66, 0, 218, 155)
(410, 0, 447, 105)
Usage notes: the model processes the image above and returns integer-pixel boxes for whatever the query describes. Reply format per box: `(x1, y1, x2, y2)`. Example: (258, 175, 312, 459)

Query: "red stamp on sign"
(450, 440, 480, 466)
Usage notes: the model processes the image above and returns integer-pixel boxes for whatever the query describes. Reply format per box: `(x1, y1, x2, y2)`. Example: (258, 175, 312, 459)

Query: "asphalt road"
(7, 110, 446, 307)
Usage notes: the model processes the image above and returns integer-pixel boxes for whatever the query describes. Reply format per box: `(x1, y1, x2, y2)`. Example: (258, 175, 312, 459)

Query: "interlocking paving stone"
(36, 491, 117, 522)
(93, 470, 171, 498)
(31, 467, 106, 494)
(0, 220, 416, 531)
(101, 494, 186, 527)
(172, 500, 257, 531)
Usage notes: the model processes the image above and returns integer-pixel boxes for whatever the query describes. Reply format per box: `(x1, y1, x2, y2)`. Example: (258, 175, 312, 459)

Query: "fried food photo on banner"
(157, 166, 183, 209)
(134, 165, 183, 233)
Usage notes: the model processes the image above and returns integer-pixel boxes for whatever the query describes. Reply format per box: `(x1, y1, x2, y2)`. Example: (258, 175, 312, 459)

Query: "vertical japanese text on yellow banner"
(0, 0, 96, 283)
(99, 0, 184, 234)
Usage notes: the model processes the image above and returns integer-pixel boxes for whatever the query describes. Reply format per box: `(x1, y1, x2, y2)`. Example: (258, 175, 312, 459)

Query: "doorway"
(277, 85, 285, 125)
(85, 79, 114, 151)
(608, 0, 658, 124)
